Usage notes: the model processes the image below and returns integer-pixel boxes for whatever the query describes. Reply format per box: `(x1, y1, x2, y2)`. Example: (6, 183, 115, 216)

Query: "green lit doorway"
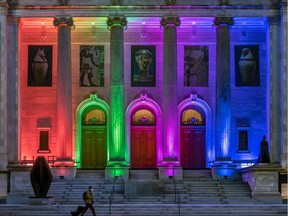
(81, 108, 107, 169)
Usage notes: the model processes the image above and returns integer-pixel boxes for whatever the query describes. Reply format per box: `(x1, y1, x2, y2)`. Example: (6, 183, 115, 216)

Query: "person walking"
(80, 186, 97, 216)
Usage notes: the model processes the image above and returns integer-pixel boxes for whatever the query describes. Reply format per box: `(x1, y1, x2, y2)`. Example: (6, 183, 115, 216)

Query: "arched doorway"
(131, 109, 156, 168)
(81, 108, 107, 168)
(178, 94, 214, 168)
(75, 94, 109, 169)
(125, 94, 162, 169)
(180, 107, 206, 168)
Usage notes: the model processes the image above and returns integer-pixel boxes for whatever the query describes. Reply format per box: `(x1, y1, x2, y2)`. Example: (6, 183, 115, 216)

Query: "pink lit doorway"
(130, 109, 156, 169)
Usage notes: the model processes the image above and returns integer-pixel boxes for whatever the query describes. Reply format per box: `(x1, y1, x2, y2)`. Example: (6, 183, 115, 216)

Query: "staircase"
(0, 169, 287, 216)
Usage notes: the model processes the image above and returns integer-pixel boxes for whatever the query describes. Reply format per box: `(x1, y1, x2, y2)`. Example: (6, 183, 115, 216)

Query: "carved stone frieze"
(165, 0, 176, 6)
(58, 0, 69, 6)
(160, 16, 181, 27)
(111, 0, 122, 6)
(107, 16, 127, 28)
(53, 17, 74, 27)
(214, 17, 234, 26)
(7, 0, 19, 7)
(218, 0, 229, 6)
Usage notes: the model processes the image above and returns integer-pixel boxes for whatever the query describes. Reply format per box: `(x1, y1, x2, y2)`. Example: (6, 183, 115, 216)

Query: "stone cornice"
(7, 6, 280, 19)
(4, 0, 283, 7)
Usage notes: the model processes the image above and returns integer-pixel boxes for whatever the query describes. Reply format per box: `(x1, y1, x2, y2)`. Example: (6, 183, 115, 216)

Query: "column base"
(211, 159, 237, 180)
(51, 160, 76, 180)
(241, 163, 283, 203)
(28, 196, 54, 205)
(158, 160, 183, 180)
(105, 162, 129, 180)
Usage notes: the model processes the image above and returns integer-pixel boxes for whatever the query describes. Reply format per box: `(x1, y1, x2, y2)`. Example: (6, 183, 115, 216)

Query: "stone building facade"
(0, 0, 287, 202)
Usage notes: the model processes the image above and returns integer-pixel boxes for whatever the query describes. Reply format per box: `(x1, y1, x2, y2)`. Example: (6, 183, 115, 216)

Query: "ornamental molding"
(90, 94, 98, 101)
(218, 0, 230, 6)
(107, 16, 127, 28)
(214, 17, 234, 26)
(165, 0, 176, 6)
(160, 16, 181, 27)
(58, 0, 69, 6)
(7, 0, 19, 7)
(53, 17, 74, 27)
(111, 0, 122, 6)
(190, 93, 198, 101)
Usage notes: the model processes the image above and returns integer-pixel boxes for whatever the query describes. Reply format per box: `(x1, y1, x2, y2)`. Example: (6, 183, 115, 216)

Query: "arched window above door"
(132, 109, 155, 126)
(181, 108, 205, 126)
(82, 108, 106, 126)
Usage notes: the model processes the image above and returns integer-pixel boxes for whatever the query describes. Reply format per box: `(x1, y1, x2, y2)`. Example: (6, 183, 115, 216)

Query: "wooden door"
(131, 126, 156, 169)
(180, 126, 206, 169)
(82, 126, 107, 169)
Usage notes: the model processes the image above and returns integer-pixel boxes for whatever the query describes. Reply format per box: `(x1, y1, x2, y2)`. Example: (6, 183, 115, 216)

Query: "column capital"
(107, 16, 127, 28)
(268, 16, 280, 25)
(214, 17, 234, 26)
(53, 17, 74, 27)
(7, 17, 19, 25)
(160, 16, 181, 27)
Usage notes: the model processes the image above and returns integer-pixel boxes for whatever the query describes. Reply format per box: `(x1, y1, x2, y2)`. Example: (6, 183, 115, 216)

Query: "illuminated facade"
(0, 0, 287, 201)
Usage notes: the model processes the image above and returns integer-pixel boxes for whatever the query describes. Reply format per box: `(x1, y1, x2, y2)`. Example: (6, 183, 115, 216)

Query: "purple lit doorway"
(178, 94, 213, 169)
(180, 126, 206, 168)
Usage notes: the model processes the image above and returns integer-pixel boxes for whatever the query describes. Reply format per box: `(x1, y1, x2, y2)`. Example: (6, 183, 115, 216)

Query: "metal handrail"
(169, 175, 181, 216)
(177, 188, 181, 216)
(109, 176, 119, 215)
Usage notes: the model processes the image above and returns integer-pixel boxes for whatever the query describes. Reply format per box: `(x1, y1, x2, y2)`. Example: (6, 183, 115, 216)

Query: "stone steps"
(0, 204, 286, 216)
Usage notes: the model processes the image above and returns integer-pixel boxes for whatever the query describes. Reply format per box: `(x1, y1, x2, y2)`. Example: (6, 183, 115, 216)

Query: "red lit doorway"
(180, 107, 206, 169)
(131, 109, 156, 169)
(81, 108, 107, 169)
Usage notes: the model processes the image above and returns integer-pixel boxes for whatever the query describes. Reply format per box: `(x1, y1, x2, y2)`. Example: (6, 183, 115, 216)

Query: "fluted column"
(214, 17, 234, 160)
(280, 2, 288, 169)
(161, 16, 180, 165)
(268, 17, 281, 163)
(7, 17, 19, 164)
(0, 2, 8, 198)
(107, 17, 127, 168)
(54, 17, 74, 162)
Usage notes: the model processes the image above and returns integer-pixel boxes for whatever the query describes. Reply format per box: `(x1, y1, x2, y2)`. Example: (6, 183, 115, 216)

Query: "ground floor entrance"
(180, 126, 206, 169)
(82, 126, 107, 168)
(130, 126, 156, 169)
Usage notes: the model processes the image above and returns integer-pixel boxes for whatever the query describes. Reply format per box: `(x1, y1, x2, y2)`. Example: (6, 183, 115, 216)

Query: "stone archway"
(75, 94, 110, 168)
(178, 94, 214, 168)
(125, 94, 162, 167)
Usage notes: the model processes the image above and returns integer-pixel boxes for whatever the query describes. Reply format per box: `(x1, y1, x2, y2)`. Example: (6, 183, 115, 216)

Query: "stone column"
(106, 17, 128, 179)
(0, 2, 8, 199)
(268, 17, 281, 163)
(52, 17, 75, 178)
(7, 17, 19, 165)
(159, 16, 182, 179)
(211, 17, 236, 179)
(279, 3, 288, 200)
(280, 1, 288, 170)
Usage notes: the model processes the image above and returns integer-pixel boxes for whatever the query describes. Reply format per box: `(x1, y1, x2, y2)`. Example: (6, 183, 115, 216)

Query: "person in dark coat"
(80, 186, 97, 216)
(258, 135, 271, 163)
